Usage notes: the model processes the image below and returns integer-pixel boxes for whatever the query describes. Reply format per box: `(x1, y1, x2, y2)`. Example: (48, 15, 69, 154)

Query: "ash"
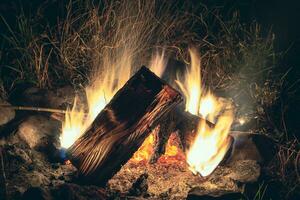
(108, 159, 260, 199)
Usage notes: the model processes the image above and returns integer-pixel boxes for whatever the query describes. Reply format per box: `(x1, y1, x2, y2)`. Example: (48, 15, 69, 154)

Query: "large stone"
(226, 132, 276, 165)
(16, 115, 60, 150)
(10, 85, 76, 109)
(47, 86, 76, 109)
(0, 99, 15, 126)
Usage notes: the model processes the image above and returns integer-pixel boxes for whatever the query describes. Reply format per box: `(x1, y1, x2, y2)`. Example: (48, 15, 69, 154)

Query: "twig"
(0, 104, 67, 114)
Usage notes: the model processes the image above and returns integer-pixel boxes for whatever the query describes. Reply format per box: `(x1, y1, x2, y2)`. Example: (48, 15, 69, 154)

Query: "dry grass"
(277, 140, 300, 197)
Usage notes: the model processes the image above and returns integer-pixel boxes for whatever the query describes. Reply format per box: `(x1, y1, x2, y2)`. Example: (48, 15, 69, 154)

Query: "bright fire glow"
(187, 108, 233, 176)
(175, 48, 201, 116)
(176, 49, 234, 177)
(60, 52, 167, 149)
(60, 43, 233, 175)
(131, 131, 155, 162)
(131, 131, 185, 163)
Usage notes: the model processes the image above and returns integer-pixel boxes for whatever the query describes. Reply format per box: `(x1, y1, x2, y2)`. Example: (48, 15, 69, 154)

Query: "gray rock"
(47, 86, 76, 109)
(16, 115, 60, 150)
(17, 86, 76, 109)
(225, 132, 276, 165)
(0, 99, 15, 126)
(187, 160, 260, 199)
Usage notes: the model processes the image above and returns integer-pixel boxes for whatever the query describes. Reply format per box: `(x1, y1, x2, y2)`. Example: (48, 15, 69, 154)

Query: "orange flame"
(131, 129, 184, 163)
(60, 46, 233, 174)
(60, 52, 166, 149)
(131, 132, 155, 162)
(176, 49, 234, 176)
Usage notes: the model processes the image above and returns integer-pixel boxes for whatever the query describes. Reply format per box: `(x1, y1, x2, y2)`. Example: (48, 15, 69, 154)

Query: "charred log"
(67, 66, 182, 186)
(150, 105, 214, 163)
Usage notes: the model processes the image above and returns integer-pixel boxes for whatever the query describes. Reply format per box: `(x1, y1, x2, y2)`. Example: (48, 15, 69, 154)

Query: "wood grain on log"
(67, 66, 182, 186)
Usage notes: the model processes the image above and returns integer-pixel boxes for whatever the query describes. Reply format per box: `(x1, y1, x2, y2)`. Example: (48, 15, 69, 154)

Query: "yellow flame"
(187, 106, 233, 176)
(176, 48, 234, 176)
(60, 98, 88, 149)
(60, 51, 166, 149)
(149, 50, 167, 78)
(132, 133, 155, 162)
(175, 48, 201, 115)
(131, 131, 184, 163)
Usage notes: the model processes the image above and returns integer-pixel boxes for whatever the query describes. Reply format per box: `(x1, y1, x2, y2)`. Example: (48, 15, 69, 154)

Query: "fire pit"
(1, 0, 296, 199)
(0, 61, 275, 199)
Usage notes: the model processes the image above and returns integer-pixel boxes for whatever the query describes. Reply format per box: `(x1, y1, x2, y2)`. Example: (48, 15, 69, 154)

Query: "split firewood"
(67, 66, 182, 186)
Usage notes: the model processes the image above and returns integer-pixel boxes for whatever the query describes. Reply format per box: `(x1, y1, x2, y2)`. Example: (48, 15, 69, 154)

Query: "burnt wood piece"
(67, 66, 182, 186)
(150, 104, 214, 163)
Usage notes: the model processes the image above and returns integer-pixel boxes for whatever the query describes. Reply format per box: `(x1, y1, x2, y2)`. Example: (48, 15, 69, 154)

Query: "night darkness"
(0, 0, 300, 200)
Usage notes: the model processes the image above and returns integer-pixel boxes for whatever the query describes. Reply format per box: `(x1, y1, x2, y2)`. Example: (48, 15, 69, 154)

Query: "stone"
(226, 132, 276, 165)
(10, 85, 76, 109)
(0, 99, 15, 126)
(47, 86, 76, 109)
(16, 115, 60, 150)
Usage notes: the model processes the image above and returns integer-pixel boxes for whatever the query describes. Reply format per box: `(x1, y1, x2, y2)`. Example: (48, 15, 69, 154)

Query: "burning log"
(67, 66, 182, 186)
(150, 105, 214, 163)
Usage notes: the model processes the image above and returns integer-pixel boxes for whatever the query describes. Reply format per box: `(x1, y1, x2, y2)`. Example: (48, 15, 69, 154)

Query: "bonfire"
(0, 1, 299, 200)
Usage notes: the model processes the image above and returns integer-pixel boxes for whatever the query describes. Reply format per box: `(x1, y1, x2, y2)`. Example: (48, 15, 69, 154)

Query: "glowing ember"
(131, 132, 155, 162)
(131, 130, 184, 163)
(160, 133, 185, 162)
(64, 160, 72, 165)
(176, 48, 234, 177)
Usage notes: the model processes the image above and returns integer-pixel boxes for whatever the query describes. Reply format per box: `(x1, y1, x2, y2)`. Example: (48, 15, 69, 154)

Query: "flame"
(176, 48, 234, 177)
(149, 50, 167, 78)
(131, 129, 184, 163)
(60, 44, 233, 174)
(60, 51, 166, 149)
(60, 98, 88, 149)
(187, 104, 233, 176)
(175, 48, 202, 115)
(131, 132, 155, 162)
